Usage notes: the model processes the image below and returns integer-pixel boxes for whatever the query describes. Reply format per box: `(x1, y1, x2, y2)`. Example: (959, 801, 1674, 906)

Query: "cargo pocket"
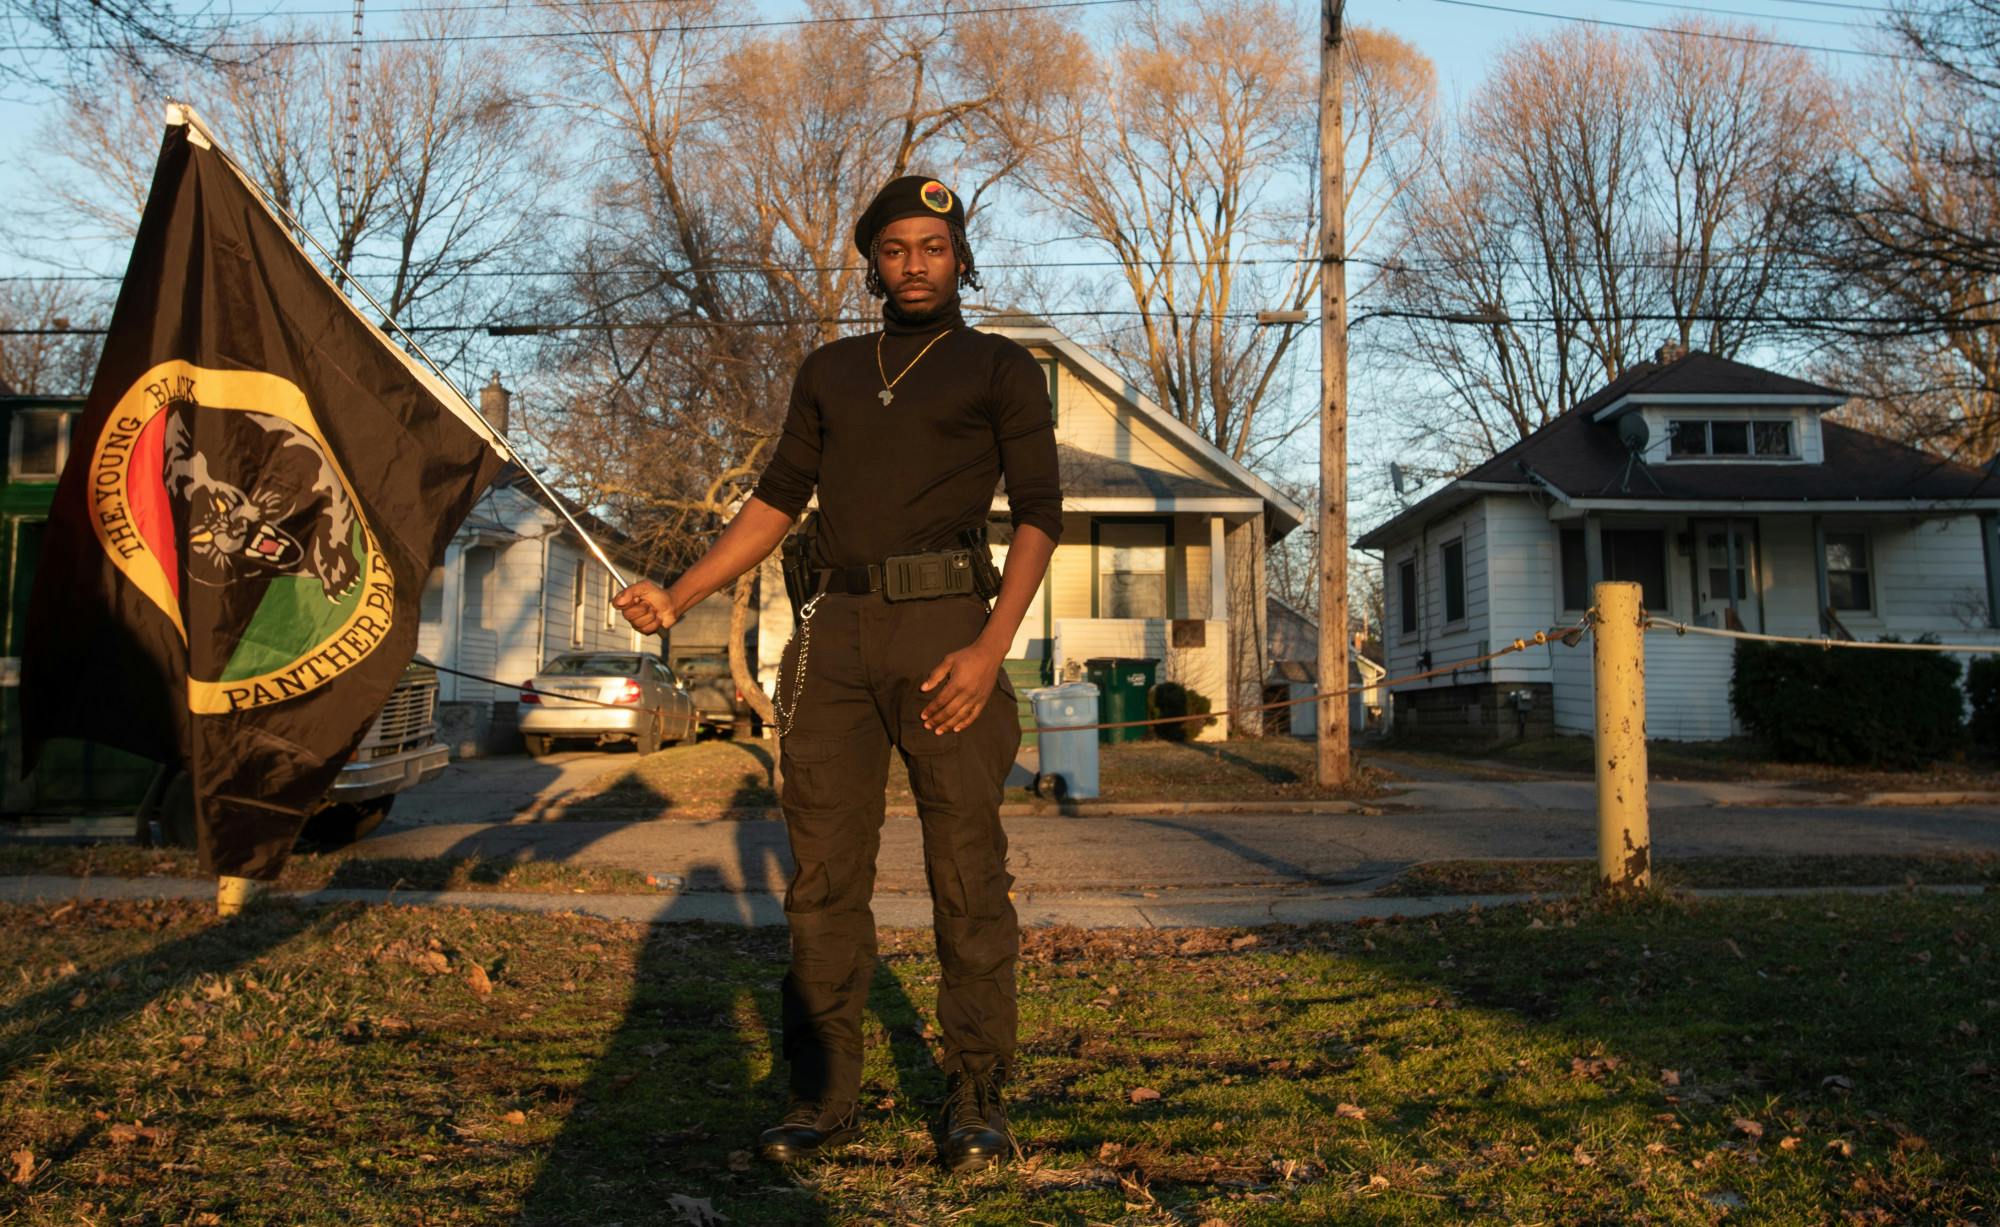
(779, 736, 843, 817)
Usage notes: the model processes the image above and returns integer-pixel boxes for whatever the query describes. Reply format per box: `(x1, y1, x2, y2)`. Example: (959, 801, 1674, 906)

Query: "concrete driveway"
(391, 750, 638, 826)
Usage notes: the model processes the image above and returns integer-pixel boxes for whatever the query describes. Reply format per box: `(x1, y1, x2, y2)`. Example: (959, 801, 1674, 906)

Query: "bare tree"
(0, 279, 104, 396)
(26, 10, 550, 364)
(521, 0, 1082, 728)
(1382, 23, 1833, 468)
(0, 0, 238, 89)
(1026, 5, 1433, 465)
(1811, 10, 2000, 461)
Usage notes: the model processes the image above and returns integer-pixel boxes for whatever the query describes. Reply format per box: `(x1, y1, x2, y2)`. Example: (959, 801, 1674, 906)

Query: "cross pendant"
(878, 389, 894, 405)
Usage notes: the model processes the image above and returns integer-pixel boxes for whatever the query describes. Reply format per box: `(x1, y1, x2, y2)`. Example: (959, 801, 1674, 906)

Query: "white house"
(418, 379, 661, 756)
(1355, 348, 2000, 742)
(754, 318, 1306, 739)
(1264, 596, 1388, 737)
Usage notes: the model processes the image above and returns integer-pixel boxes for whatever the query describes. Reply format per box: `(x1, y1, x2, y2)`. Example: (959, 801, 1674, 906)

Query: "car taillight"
(615, 679, 643, 704)
(734, 688, 743, 702)
(519, 681, 539, 704)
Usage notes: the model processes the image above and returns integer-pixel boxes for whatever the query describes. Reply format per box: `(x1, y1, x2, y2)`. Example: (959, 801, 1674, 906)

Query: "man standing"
(613, 175, 1061, 1173)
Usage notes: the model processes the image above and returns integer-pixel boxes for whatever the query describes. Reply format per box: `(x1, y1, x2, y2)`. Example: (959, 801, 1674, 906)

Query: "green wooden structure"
(0, 389, 157, 817)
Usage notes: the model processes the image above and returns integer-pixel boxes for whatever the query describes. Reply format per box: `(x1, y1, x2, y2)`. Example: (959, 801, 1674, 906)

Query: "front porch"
(1545, 507, 2000, 739)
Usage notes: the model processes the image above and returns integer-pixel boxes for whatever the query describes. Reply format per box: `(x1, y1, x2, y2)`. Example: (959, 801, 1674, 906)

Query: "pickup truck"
(157, 657, 449, 849)
(672, 652, 759, 739)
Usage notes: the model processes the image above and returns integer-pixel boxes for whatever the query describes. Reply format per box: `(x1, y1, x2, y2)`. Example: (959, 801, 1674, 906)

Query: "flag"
(21, 109, 509, 880)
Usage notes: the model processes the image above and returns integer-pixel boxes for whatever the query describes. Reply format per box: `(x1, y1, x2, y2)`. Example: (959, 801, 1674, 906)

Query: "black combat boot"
(757, 1098, 857, 1164)
(938, 1067, 1015, 1173)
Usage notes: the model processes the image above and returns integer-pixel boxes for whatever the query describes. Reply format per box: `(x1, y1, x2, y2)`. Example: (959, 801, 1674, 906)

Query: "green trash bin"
(1083, 657, 1159, 743)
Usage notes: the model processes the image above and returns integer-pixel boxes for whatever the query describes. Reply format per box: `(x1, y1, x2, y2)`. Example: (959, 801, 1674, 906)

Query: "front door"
(1694, 520, 1761, 632)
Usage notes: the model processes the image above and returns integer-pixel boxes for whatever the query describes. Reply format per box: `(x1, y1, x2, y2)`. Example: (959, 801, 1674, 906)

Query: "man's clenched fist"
(613, 581, 678, 635)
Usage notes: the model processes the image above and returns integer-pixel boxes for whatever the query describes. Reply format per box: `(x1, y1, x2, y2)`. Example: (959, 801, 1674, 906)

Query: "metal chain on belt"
(774, 591, 823, 739)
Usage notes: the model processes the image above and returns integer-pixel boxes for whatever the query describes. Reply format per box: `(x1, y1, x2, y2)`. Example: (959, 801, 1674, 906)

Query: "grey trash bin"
(1029, 682, 1100, 801)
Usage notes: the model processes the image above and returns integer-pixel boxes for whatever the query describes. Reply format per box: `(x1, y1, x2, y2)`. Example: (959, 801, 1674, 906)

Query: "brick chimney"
(1654, 341, 1688, 365)
(479, 372, 510, 436)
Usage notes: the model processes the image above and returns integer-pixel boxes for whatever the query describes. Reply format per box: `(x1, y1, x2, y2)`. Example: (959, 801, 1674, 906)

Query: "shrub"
(1968, 657, 2000, 756)
(1148, 682, 1215, 743)
(1729, 637, 1964, 767)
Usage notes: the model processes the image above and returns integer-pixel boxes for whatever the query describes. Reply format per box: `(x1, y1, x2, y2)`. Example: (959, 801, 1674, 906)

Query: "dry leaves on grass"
(9, 1148, 34, 1185)
(466, 963, 494, 996)
(106, 1123, 166, 1147)
(1335, 1103, 1367, 1121)
(501, 1110, 527, 1126)
(412, 950, 451, 975)
(1129, 1087, 1162, 1104)
(1732, 1118, 1764, 1140)
(1571, 1054, 1622, 1080)
(668, 1193, 728, 1225)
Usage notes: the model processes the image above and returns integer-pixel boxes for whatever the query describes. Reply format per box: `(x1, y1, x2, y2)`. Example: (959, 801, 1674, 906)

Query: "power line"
(1601, 0, 1869, 31)
(1429, 0, 1913, 60)
(0, 0, 1139, 54)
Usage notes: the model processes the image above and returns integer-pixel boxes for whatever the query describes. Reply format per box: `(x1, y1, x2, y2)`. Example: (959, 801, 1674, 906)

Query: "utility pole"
(1317, 0, 1351, 786)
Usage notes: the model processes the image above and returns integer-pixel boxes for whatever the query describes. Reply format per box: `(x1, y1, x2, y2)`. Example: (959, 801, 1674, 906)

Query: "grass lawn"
(3, 892, 1996, 1225)
(1370, 734, 2000, 795)
(566, 734, 1385, 819)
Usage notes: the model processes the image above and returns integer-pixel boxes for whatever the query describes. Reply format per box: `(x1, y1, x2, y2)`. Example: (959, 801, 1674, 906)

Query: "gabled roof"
(481, 463, 653, 572)
(1356, 350, 2000, 549)
(1586, 350, 1843, 419)
(987, 321, 1306, 537)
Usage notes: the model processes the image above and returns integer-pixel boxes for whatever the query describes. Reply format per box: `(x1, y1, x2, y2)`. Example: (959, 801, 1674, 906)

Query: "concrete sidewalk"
(341, 798, 2000, 898)
(1, 873, 1983, 930)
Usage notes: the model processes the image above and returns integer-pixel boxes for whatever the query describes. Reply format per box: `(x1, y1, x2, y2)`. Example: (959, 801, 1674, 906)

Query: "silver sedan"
(518, 651, 699, 756)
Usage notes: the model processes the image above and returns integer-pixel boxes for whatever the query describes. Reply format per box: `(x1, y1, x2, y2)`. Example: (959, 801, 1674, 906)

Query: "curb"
(0, 874, 1986, 931)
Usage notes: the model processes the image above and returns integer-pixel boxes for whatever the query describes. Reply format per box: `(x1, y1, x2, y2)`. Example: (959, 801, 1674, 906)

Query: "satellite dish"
(1389, 461, 1406, 496)
(1617, 414, 1651, 453)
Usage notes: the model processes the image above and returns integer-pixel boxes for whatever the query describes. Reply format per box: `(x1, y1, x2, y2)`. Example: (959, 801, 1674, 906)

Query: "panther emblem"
(163, 406, 360, 599)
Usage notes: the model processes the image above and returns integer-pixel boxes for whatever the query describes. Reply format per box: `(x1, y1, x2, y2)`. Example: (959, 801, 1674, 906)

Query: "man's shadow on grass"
(479, 786, 935, 1225)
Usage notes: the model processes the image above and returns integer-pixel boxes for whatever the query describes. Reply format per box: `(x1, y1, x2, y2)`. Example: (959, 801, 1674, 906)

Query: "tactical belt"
(817, 548, 980, 602)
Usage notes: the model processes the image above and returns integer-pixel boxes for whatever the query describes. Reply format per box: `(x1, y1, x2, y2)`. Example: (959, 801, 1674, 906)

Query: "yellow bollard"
(216, 875, 258, 917)
(1592, 581, 1652, 893)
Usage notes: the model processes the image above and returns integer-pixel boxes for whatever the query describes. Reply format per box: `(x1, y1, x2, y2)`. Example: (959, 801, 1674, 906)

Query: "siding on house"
(1486, 496, 1562, 686)
(1046, 360, 1233, 487)
(1382, 501, 1491, 689)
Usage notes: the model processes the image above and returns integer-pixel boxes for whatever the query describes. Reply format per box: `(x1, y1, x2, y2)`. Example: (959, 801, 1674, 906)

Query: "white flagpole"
(163, 102, 632, 591)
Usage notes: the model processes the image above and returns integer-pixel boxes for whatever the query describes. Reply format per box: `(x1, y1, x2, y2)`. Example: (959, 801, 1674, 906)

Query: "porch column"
(438, 541, 465, 702)
(1812, 516, 1831, 635)
(1209, 515, 1228, 621)
(1583, 514, 1604, 590)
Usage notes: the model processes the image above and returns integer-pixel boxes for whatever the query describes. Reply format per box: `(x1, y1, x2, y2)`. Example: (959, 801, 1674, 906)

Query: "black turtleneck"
(751, 292, 1064, 570)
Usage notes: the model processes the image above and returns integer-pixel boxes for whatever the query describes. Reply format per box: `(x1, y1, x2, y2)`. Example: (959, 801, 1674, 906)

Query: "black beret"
(853, 175, 966, 257)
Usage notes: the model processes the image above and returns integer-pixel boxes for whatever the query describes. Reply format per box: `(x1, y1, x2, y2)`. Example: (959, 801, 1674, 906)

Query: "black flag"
(21, 110, 508, 879)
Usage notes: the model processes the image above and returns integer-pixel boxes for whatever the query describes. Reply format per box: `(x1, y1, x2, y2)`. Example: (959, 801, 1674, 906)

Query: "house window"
(8, 410, 71, 480)
(1825, 531, 1873, 612)
(1098, 521, 1168, 618)
(1602, 529, 1668, 611)
(1667, 418, 1793, 458)
(1441, 539, 1466, 624)
(1038, 357, 1059, 427)
(1398, 558, 1418, 635)
(463, 547, 496, 630)
(1559, 527, 1588, 611)
(571, 563, 586, 645)
(420, 568, 444, 625)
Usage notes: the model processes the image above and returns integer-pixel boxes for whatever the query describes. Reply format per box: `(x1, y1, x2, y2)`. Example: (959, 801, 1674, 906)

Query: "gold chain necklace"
(874, 327, 954, 405)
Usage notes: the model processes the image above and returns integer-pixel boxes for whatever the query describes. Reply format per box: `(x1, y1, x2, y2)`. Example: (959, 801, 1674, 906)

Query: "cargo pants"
(775, 590, 1020, 1105)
